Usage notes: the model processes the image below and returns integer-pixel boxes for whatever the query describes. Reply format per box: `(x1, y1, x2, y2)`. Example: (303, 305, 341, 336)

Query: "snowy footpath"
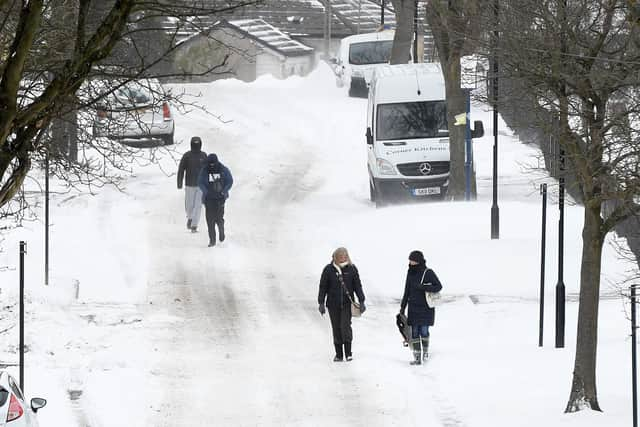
(0, 63, 636, 426)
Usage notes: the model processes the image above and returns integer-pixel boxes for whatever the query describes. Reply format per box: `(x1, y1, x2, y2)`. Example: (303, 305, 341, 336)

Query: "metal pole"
(556, 148, 566, 348)
(328, 1, 332, 56)
(490, 0, 500, 239)
(539, 184, 547, 347)
(45, 151, 49, 286)
(19, 241, 26, 392)
(381, 0, 385, 27)
(465, 89, 472, 201)
(357, 0, 361, 34)
(632, 284, 638, 427)
(413, 0, 418, 63)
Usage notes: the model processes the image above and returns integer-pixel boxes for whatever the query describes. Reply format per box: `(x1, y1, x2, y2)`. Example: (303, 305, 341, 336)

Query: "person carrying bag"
(318, 247, 366, 362)
(400, 250, 443, 365)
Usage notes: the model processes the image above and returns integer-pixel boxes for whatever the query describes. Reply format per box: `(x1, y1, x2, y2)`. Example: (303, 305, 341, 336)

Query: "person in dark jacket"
(177, 136, 208, 232)
(197, 153, 233, 247)
(400, 250, 443, 365)
(318, 247, 366, 362)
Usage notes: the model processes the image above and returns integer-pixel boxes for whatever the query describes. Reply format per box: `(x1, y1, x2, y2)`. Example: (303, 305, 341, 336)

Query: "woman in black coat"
(400, 250, 442, 365)
(318, 247, 366, 362)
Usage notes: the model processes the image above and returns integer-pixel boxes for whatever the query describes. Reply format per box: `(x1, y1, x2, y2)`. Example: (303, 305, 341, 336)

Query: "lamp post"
(381, 0, 385, 27)
(555, 147, 565, 348)
(631, 284, 638, 427)
(19, 241, 26, 392)
(491, 0, 500, 239)
(539, 184, 548, 347)
(45, 150, 49, 286)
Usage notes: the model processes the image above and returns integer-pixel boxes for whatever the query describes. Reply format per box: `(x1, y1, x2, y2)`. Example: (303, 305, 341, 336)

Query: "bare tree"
(495, 0, 640, 412)
(425, 0, 483, 200)
(390, 0, 484, 199)
(0, 0, 254, 218)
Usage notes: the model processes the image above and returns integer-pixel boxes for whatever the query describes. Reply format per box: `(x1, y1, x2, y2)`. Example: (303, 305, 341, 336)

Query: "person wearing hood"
(177, 136, 208, 232)
(400, 250, 443, 365)
(197, 153, 233, 247)
(317, 247, 366, 362)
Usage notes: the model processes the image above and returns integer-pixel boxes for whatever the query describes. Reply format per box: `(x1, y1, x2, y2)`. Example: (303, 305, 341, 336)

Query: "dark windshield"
(349, 41, 393, 65)
(376, 101, 448, 140)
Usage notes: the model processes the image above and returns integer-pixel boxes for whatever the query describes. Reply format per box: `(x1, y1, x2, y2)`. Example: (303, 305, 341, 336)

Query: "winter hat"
(408, 250, 425, 264)
(190, 136, 202, 151)
(207, 153, 219, 164)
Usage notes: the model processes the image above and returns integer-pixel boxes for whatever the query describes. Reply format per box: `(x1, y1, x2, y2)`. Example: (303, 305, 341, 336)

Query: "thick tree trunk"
(566, 201, 604, 412)
(444, 59, 467, 200)
(390, 0, 415, 64)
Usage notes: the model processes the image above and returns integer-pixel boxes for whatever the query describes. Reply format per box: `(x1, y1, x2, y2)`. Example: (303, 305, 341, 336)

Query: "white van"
(366, 63, 482, 206)
(333, 30, 395, 97)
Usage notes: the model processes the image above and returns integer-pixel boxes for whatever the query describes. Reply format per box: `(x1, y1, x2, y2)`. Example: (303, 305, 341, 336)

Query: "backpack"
(207, 166, 224, 198)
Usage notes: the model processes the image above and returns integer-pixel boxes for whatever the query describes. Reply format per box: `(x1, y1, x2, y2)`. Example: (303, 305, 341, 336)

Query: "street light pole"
(539, 184, 548, 347)
(45, 151, 49, 286)
(381, 0, 385, 27)
(19, 241, 26, 392)
(632, 284, 638, 427)
(555, 147, 566, 348)
(491, 0, 500, 239)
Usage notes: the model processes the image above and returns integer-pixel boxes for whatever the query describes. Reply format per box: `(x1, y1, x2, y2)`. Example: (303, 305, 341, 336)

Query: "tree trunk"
(390, 0, 415, 64)
(444, 58, 467, 200)
(565, 200, 604, 412)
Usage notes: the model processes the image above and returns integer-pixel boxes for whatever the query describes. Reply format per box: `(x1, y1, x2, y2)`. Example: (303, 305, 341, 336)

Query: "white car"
(91, 78, 175, 146)
(0, 371, 46, 426)
(333, 30, 395, 97)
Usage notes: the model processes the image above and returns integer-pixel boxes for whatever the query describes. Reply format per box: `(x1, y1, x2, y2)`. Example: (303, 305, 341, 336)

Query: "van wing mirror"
(471, 120, 484, 139)
(366, 127, 373, 145)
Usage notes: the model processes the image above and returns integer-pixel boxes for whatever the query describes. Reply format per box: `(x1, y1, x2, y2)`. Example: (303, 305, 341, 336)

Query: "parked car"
(332, 30, 395, 97)
(0, 371, 46, 426)
(366, 63, 484, 207)
(91, 78, 175, 146)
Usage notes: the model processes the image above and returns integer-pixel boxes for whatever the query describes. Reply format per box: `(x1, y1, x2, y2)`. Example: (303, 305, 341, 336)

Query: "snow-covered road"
(1, 63, 636, 427)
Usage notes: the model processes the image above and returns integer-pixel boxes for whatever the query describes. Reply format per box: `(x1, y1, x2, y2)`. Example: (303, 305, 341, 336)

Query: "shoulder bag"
(336, 268, 362, 317)
(421, 268, 442, 308)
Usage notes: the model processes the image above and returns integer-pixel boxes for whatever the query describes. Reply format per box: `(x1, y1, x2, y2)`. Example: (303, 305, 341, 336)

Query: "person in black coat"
(400, 250, 443, 365)
(177, 136, 207, 232)
(318, 247, 366, 362)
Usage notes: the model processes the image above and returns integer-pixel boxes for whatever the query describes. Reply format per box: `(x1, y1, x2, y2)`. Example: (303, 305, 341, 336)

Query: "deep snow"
(0, 62, 637, 426)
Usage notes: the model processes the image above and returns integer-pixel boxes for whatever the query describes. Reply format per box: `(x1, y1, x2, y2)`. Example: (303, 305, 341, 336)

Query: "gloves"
(318, 304, 326, 315)
(177, 184, 182, 190)
(222, 190, 229, 199)
(359, 302, 366, 314)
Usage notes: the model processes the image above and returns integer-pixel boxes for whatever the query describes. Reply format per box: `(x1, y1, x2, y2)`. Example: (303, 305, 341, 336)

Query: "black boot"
(333, 344, 343, 362)
(344, 342, 352, 361)
(421, 337, 430, 361)
(409, 339, 422, 365)
(187, 219, 192, 230)
(219, 226, 225, 242)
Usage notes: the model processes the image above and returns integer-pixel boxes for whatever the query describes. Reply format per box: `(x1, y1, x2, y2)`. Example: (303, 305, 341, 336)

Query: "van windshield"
(376, 101, 448, 140)
(349, 41, 393, 65)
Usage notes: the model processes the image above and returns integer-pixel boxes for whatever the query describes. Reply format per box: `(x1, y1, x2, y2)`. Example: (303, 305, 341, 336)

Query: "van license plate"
(412, 187, 440, 196)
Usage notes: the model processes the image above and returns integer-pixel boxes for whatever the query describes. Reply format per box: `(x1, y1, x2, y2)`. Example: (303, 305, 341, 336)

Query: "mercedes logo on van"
(419, 162, 432, 175)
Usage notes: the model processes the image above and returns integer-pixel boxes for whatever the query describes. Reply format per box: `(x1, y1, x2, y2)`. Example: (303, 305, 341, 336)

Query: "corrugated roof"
(227, 18, 315, 56)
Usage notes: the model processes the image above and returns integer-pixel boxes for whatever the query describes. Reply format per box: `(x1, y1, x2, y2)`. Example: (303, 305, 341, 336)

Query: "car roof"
(371, 63, 446, 104)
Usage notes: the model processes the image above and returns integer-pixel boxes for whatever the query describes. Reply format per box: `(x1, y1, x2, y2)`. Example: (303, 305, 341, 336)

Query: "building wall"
(174, 27, 316, 82)
(173, 28, 258, 82)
